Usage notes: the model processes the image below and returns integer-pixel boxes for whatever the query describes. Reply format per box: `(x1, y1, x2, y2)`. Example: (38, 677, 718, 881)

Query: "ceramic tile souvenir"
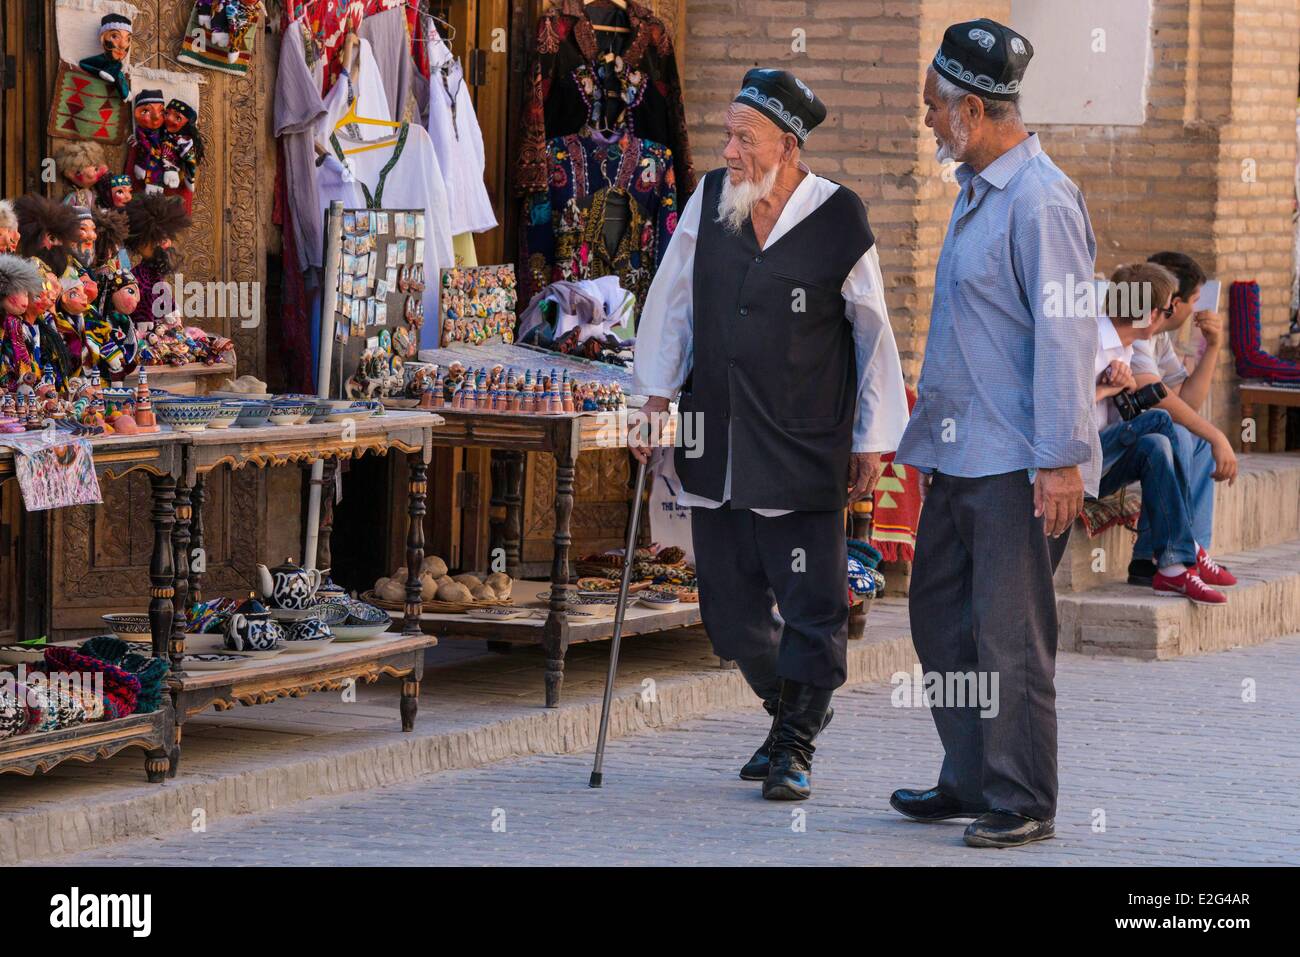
(438, 264, 519, 347)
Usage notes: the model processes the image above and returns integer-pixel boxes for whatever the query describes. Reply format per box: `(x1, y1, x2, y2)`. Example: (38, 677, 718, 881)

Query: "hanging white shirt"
(632, 165, 910, 516)
(319, 39, 395, 145)
(424, 33, 498, 235)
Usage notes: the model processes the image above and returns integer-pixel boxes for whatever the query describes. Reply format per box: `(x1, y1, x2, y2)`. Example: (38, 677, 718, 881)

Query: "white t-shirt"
(1094, 314, 1134, 429)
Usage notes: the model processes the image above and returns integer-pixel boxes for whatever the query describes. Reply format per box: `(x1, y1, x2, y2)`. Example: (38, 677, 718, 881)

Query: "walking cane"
(589, 445, 652, 788)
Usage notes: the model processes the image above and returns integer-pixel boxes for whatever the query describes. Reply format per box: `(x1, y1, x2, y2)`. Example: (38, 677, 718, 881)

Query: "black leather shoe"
(963, 810, 1056, 848)
(889, 786, 987, 822)
(1128, 558, 1157, 587)
(762, 679, 833, 801)
(740, 702, 833, 781)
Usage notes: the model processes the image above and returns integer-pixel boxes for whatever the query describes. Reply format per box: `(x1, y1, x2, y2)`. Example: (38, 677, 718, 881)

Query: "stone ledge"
(1058, 537, 1300, 658)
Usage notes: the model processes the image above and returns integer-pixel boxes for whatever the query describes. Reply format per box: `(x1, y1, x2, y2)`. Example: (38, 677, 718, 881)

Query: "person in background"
(1126, 251, 1237, 588)
(1093, 262, 1229, 606)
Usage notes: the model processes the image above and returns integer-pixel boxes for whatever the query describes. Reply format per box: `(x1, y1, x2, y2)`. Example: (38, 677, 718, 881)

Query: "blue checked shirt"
(896, 134, 1102, 497)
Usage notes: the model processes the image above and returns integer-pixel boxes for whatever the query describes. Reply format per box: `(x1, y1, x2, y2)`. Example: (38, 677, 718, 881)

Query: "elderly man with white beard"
(890, 20, 1100, 848)
(631, 68, 909, 801)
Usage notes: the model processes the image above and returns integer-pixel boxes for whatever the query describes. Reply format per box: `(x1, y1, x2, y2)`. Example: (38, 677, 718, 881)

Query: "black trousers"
(691, 505, 849, 691)
(908, 470, 1070, 820)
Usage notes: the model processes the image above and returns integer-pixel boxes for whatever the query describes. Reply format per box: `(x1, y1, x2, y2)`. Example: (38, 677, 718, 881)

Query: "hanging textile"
(521, 129, 677, 313)
(424, 28, 497, 236)
(517, 0, 694, 198)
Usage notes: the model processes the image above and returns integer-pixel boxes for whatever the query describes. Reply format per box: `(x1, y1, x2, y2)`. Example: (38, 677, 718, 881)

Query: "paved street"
(54, 636, 1300, 866)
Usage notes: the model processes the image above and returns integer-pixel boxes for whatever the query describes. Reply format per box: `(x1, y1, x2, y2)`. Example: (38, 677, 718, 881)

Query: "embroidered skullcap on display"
(166, 98, 197, 123)
(99, 13, 132, 36)
(933, 18, 1033, 101)
(733, 68, 827, 143)
(134, 89, 164, 107)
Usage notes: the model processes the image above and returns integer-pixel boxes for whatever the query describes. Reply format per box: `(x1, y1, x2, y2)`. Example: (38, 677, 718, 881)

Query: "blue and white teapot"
(257, 558, 322, 611)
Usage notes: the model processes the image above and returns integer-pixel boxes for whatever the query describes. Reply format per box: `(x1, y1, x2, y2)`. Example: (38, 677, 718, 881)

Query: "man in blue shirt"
(890, 19, 1099, 848)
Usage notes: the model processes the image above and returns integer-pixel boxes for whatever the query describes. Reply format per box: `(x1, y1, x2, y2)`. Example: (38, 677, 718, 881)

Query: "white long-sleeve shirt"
(632, 166, 910, 515)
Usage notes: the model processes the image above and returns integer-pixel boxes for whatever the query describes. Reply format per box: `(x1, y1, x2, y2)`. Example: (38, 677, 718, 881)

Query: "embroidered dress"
(516, 0, 693, 197)
(522, 129, 677, 314)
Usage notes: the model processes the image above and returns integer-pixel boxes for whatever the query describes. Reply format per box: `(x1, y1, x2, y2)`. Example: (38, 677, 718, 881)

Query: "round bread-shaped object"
(471, 583, 497, 601)
(437, 582, 473, 603)
(420, 574, 438, 601)
(421, 555, 449, 579)
(452, 573, 481, 589)
(379, 579, 407, 603)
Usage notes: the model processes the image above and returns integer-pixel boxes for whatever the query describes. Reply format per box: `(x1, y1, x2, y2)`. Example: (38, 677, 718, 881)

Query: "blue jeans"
(1134, 425, 1214, 559)
(1098, 409, 1198, 567)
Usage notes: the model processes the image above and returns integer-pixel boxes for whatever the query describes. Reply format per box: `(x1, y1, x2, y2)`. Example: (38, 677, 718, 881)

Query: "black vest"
(674, 168, 875, 511)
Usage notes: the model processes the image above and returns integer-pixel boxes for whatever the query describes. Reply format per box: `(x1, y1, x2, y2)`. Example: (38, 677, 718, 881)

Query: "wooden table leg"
(190, 475, 206, 604)
(542, 432, 576, 708)
(315, 459, 337, 576)
(147, 474, 176, 663)
(502, 450, 525, 581)
(144, 746, 169, 783)
(171, 477, 193, 672)
(403, 451, 427, 636)
(400, 653, 424, 732)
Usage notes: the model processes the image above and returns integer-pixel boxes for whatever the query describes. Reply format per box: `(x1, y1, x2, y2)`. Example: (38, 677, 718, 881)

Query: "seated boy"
(1094, 263, 1228, 605)
(1124, 251, 1237, 588)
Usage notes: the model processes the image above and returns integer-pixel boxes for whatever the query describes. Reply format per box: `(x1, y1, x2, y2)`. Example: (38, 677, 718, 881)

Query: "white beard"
(935, 109, 972, 165)
(716, 164, 780, 236)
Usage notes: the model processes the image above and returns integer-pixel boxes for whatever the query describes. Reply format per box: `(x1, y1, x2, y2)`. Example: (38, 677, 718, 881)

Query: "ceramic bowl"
(206, 401, 243, 429)
(267, 402, 302, 427)
(154, 396, 220, 432)
(100, 388, 137, 415)
(102, 612, 152, 638)
(303, 601, 350, 627)
(277, 395, 319, 424)
(310, 399, 353, 423)
(233, 400, 272, 428)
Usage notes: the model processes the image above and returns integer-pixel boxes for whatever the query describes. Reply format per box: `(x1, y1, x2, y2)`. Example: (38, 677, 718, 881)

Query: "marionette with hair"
(0, 254, 46, 392)
(161, 97, 203, 213)
(124, 193, 190, 326)
(91, 205, 131, 278)
(0, 201, 17, 255)
(125, 89, 167, 196)
(54, 141, 110, 209)
(95, 172, 134, 211)
(13, 194, 83, 279)
(91, 268, 143, 382)
(78, 13, 133, 100)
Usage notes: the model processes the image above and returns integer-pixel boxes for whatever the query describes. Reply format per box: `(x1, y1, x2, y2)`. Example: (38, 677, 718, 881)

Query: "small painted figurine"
(161, 97, 204, 213)
(0, 255, 45, 392)
(78, 13, 133, 101)
(54, 141, 109, 209)
(95, 172, 134, 212)
(13, 193, 82, 279)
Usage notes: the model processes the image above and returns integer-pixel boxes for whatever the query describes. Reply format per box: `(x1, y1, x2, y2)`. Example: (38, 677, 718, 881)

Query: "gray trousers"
(908, 470, 1070, 820)
(691, 506, 850, 693)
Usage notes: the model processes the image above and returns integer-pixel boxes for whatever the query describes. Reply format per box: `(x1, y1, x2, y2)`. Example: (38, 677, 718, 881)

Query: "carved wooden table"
(0, 432, 184, 782)
(164, 411, 444, 776)
(1240, 383, 1300, 452)
(398, 407, 687, 708)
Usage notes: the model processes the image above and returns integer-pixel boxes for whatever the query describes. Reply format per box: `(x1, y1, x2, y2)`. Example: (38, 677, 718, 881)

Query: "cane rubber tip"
(589, 772, 603, 788)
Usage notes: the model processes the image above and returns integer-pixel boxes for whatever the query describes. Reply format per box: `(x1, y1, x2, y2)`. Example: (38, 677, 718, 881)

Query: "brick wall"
(682, 0, 1299, 441)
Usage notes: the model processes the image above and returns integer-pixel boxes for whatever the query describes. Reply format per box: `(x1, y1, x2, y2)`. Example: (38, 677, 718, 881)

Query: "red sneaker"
(1153, 569, 1227, 605)
(1196, 547, 1238, 587)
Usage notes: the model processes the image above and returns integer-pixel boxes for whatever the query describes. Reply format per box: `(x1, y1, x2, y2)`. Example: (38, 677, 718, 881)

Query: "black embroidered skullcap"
(166, 98, 197, 122)
(933, 18, 1033, 101)
(134, 89, 164, 107)
(99, 13, 132, 36)
(733, 68, 826, 143)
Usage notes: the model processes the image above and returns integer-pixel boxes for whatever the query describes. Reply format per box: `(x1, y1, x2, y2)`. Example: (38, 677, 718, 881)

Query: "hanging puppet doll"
(88, 269, 143, 382)
(95, 172, 134, 212)
(124, 90, 168, 196)
(161, 97, 204, 213)
(13, 193, 83, 282)
(195, 1, 266, 65)
(78, 13, 133, 101)
(124, 193, 189, 327)
(54, 141, 110, 209)
(0, 255, 46, 394)
(91, 206, 131, 278)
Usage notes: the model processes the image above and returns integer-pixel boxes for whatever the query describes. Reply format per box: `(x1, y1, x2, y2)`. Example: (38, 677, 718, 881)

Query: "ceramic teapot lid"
(235, 592, 269, 616)
(269, 557, 307, 576)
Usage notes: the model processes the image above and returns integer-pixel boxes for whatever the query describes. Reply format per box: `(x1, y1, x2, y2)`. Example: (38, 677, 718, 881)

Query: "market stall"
(0, 431, 183, 782)
(163, 408, 443, 775)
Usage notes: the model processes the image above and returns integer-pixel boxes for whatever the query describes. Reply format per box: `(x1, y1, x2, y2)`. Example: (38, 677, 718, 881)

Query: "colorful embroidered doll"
(13, 193, 82, 279)
(77, 13, 133, 101)
(54, 141, 109, 209)
(95, 172, 134, 211)
(124, 194, 190, 327)
(161, 98, 204, 213)
(204, 1, 264, 65)
(92, 269, 143, 383)
(125, 90, 168, 195)
(91, 206, 130, 278)
(0, 254, 45, 393)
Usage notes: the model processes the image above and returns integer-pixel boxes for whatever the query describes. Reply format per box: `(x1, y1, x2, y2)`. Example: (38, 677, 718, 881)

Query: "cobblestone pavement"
(54, 636, 1300, 866)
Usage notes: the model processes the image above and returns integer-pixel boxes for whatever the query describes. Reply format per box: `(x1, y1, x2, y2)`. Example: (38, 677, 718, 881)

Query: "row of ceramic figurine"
(0, 367, 158, 436)
(415, 362, 627, 414)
